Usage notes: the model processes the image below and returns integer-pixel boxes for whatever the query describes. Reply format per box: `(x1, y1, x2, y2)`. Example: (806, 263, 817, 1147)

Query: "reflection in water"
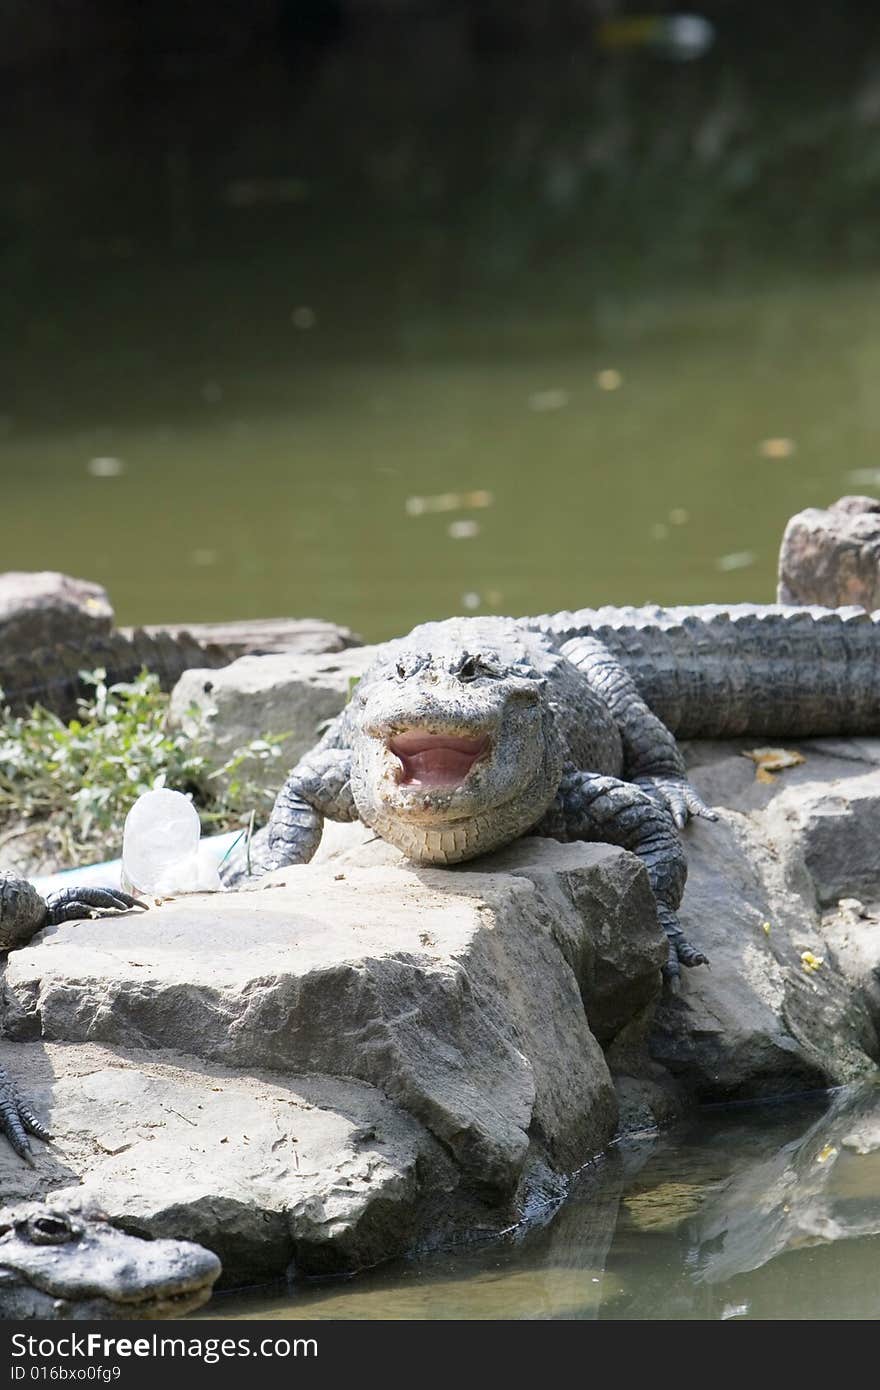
(206, 1083, 880, 1321)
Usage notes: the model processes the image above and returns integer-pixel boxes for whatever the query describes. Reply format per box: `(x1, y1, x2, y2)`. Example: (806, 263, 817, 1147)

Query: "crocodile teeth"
(389, 732, 489, 788)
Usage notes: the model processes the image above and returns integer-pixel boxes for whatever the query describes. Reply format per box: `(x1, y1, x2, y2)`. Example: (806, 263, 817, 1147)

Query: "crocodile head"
(0, 874, 48, 952)
(350, 625, 565, 863)
(0, 1199, 221, 1320)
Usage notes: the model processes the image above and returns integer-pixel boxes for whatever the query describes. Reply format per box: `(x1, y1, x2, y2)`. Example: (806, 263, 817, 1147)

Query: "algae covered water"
(205, 1083, 880, 1322)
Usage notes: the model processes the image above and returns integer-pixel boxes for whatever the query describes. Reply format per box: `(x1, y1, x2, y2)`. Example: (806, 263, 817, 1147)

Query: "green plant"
(0, 669, 286, 867)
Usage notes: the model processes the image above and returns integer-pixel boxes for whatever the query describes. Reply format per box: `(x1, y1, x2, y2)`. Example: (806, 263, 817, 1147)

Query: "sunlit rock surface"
(1, 839, 667, 1279)
(167, 646, 375, 796)
(652, 740, 880, 1097)
(0, 571, 113, 651)
(778, 494, 880, 610)
(3, 741, 880, 1285)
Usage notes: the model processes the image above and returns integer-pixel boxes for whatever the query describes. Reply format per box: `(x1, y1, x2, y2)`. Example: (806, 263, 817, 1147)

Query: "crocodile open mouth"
(389, 731, 490, 788)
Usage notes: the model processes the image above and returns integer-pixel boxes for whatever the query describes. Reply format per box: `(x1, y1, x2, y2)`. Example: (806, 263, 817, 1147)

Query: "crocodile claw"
(658, 906, 709, 991)
(637, 775, 718, 830)
(0, 1070, 51, 1164)
(44, 886, 148, 926)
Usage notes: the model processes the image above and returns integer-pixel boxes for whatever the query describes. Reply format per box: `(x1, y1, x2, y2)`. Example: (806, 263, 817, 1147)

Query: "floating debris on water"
(595, 368, 623, 391)
(291, 306, 317, 330)
(190, 549, 219, 567)
(716, 550, 756, 572)
(462, 592, 481, 610)
(759, 437, 797, 459)
(651, 522, 670, 541)
(743, 747, 806, 783)
(816, 1144, 838, 1164)
(762, 921, 772, 935)
(201, 381, 223, 404)
(669, 507, 690, 525)
(87, 456, 125, 477)
(448, 520, 480, 540)
(405, 490, 494, 516)
(528, 388, 569, 412)
(847, 468, 880, 486)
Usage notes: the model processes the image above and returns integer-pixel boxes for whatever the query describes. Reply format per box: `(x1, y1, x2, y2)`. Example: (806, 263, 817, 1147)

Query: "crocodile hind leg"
(536, 768, 707, 988)
(560, 635, 717, 829)
(221, 747, 356, 885)
(0, 1069, 50, 1165)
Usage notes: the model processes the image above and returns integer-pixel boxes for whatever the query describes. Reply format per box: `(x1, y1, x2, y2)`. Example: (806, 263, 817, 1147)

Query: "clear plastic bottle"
(121, 789, 221, 895)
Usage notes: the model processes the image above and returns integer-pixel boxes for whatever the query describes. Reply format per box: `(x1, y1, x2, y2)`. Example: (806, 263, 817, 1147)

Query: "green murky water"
(6, 277, 880, 641)
(4, 13, 880, 641)
(204, 1083, 880, 1321)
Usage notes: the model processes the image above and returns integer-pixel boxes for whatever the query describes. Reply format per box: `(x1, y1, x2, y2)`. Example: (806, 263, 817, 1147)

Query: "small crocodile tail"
(534, 604, 880, 738)
(0, 629, 231, 717)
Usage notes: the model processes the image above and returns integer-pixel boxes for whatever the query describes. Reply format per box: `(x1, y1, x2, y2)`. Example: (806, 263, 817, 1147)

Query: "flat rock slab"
(0, 1041, 442, 1283)
(5, 840, 663, 1199)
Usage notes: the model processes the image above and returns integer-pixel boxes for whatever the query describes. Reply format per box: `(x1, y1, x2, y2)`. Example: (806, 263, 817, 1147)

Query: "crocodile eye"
(457, 654, 479, 682)
(27, 1215, 74, 1245)
(456, 653, 500, 682)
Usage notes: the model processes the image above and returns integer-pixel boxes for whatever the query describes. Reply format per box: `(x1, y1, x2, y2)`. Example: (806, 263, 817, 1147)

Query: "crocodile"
(0, 875, 146, 1162)
(0, 1196, 220, 1319)
(0, 627, 233, 718)
(226, 602, 880, 984)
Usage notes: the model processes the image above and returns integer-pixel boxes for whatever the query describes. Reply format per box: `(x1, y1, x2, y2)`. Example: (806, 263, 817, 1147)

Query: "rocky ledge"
(1, 740, 880, 1287)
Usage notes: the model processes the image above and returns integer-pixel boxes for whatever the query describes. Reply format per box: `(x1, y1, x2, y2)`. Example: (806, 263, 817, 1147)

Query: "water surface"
(206, 1083, 880, 1321)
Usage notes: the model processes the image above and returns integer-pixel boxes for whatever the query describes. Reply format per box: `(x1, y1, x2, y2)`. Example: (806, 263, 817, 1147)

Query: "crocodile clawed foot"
(0, 1072, 51, 1164)
(659, 908, 709, 994)
(637, 776, 718, 830)
(45, 887, 148, 926)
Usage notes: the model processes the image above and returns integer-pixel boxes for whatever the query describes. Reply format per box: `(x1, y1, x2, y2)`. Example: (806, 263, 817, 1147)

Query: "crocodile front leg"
(45, 887, 146, 926)
(560, 635, 716, 829)
(223, 747, 356, 884)
(0, 1070, 51, 1165)
(536, 768, 707, 988)
(0, 875, 148, 1162)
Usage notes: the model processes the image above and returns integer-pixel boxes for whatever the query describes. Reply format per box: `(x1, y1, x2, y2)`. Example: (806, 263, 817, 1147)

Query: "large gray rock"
(0, 571, 113, 652)
(820, 898, 880, 1034)
(167, 647, 376, 795)
(777, 494, 880, 609)
(5, 839, 659, 1207)
(764, 772, 880, 908)
(5, 738, 880, 1288)
(649, 741, 880, 1098)
(0, 1040, 450, 1284)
